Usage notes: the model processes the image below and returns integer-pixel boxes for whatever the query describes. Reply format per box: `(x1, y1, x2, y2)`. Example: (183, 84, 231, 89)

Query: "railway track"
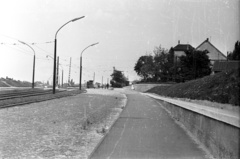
(1, 95, 66, 109)
(0, 89, 84, 109)
(0, 90, 54, 100)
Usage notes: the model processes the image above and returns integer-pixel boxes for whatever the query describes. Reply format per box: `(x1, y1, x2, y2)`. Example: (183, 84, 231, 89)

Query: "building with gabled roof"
(196, 38, 227, 63)
(173, 40, 195, 57)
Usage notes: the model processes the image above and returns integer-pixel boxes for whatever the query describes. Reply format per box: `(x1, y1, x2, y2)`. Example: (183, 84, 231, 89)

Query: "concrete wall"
(159, 100, 239, 159)
(133, 84, 170, 92)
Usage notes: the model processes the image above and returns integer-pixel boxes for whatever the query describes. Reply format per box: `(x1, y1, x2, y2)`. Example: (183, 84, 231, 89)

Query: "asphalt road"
(90, 88, 209, 159)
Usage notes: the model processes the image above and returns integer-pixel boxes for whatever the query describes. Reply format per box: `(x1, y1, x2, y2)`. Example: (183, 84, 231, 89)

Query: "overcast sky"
(0, 0, 239, 84)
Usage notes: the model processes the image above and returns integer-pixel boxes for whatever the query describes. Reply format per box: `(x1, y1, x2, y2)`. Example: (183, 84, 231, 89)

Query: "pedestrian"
(131, 84, 134, 90)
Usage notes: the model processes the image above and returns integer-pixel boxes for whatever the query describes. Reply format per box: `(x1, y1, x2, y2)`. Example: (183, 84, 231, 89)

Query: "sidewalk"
(90, 89, 210, 159)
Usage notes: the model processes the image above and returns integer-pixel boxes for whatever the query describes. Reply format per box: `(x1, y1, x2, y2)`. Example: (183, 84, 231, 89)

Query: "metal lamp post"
(18, 40, 36, 89)
(53, 16, 85, 94)
(79, 42, 99, 90)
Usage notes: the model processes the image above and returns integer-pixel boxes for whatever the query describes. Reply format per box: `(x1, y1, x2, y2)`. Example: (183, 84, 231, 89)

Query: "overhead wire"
(3, 44, 32, 56)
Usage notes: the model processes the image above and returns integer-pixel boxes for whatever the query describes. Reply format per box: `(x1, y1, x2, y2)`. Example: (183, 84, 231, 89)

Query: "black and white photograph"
(0, 0, 239, 158)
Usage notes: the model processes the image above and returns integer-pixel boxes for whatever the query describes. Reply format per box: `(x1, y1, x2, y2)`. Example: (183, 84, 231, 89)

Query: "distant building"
(87, 80, 95, 88)
(196, 38, 227, 64)
(212, 60, 239, 74)
(173, 40, 195, 57)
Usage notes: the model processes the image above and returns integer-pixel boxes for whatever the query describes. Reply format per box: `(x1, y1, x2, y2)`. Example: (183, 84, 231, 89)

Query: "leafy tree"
(153, 46, 174, 82)
(134, 55, 154, 81)
(178, 50, 211, 81)
(227, 41, 240, 60)
(110, 69, 128, 88)
(134, 47, 175, 82)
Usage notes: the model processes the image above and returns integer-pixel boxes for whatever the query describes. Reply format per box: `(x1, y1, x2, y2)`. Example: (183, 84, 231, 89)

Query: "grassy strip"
(147, 69, 239, 106)
(0, 90, 85, 107)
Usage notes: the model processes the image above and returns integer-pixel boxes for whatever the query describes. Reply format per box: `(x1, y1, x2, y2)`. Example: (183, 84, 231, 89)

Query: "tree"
(134, 46, 175, 82)
(153, 46, 174, 82)
(134, 55, 154, 81)
(227, 41, 240, 60)
(178, 50, 211, 81)
(110, 69, 128, 88)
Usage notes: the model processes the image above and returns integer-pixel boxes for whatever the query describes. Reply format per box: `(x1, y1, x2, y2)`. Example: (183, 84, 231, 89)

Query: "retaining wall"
(145, 94, 239, 159)
(133, 84, 170, 92)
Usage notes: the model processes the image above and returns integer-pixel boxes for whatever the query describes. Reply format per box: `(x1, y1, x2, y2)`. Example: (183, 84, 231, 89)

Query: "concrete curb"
(144, 93, 240, 128)
(87, 93, 128, 159)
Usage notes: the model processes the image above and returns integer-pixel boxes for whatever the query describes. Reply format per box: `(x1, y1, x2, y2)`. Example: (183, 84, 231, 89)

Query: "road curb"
(87, 93, 128, 159)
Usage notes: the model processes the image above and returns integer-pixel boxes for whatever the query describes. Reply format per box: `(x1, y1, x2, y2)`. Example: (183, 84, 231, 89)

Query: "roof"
(212, 61, 239, 72)
(196, 38, 227, 60)
(173, 44, 195, 51)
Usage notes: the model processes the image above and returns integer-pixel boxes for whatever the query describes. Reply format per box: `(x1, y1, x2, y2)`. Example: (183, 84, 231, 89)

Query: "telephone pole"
(68, 57, 71, 86)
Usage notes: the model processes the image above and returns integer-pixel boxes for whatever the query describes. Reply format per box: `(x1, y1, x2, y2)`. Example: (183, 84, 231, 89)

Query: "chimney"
(178, 40, 180, 44)
(206, 38, 209, 42)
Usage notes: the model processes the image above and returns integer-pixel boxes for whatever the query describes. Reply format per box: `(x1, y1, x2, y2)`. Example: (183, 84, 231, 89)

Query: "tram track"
(0, 90, 54, 100)
(0, 89, 86, 109)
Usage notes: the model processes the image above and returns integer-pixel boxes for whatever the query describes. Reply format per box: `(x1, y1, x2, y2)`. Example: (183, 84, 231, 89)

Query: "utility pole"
(62, 69, 63, 88)
(68, 57, 71, 86)
(102, 76, 103, 89)
(93, 72, 95, 82)
(57, 56, 59, 87)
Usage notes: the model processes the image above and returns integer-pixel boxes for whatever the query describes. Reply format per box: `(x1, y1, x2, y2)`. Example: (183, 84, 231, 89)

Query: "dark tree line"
(134, 45, 211, 83)
(227, 41, 240, 61)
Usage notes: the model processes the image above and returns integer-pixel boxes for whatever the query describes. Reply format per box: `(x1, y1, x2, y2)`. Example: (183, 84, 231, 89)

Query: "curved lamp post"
(79, 42, 99, 90)
(53, 16, 85, 94)
(18, 40, 36, 89)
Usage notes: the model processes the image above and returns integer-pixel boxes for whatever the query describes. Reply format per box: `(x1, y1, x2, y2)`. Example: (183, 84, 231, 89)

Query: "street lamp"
(18, 40, 36, 89)
(79, 42, 99, 90)
(53, 16, 85, 94)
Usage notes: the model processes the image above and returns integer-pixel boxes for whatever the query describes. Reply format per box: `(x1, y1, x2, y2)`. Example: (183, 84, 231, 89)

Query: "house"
(173, 40, 195, 57)
(212, 60, 239, 74)
(196, 38, 227, 64)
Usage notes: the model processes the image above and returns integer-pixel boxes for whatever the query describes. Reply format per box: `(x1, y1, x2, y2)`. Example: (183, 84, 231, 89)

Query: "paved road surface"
(90, 88, 209, 159)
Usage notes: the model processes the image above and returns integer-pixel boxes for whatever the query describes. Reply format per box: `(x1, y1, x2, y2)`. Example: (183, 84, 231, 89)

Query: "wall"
(158, 100, 239, 159)
(133, 84, 170, 92)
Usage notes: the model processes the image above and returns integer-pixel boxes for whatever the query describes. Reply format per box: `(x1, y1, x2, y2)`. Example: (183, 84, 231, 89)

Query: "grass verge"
(147, 69, 239, 106)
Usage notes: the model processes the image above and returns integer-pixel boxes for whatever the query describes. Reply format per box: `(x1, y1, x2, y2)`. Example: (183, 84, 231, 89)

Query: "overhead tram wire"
(1, 41, 53, 55)
(0, 41, 54, 46)
(3, 44, 33, 56)
(33, 45, 53, 56)
(1, 41, 65, 67)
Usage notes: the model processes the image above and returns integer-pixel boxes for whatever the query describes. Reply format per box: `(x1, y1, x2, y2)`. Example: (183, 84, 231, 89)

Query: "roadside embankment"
(145, 93, 240, 159)
(146, 69, 240, 106)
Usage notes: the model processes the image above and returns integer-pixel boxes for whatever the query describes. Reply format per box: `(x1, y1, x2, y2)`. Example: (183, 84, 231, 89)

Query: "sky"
(0, 0, 239, 84)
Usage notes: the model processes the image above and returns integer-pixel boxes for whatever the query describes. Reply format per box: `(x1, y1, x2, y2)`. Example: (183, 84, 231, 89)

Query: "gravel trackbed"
(0, 89, 127, 159)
